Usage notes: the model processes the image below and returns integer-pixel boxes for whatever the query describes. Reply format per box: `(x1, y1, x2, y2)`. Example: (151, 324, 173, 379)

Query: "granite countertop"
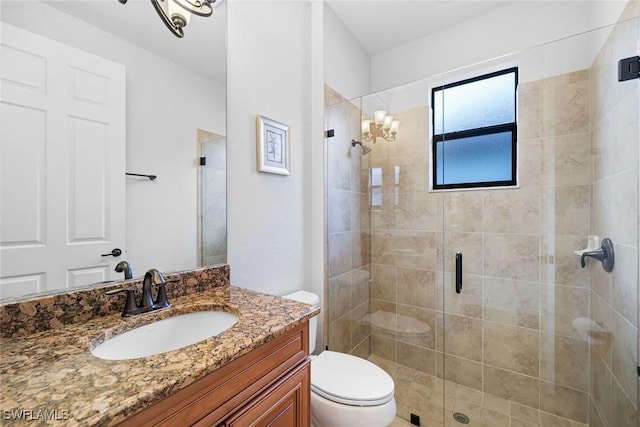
(0, 285, 318, 426)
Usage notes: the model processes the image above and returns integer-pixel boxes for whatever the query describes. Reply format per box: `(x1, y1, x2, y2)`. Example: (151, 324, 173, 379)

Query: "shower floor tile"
(367, 355, 589, 427)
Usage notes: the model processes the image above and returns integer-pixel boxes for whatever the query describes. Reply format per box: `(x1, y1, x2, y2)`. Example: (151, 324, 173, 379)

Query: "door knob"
(102, 248, 122, 257)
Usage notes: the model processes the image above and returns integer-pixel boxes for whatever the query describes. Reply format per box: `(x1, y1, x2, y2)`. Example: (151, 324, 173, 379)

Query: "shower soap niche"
(573, 235, 600, 256)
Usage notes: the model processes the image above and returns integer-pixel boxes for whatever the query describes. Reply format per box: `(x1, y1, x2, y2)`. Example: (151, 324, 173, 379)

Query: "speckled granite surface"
(0, 265, 231, 339)
(0, 272, 318, 426)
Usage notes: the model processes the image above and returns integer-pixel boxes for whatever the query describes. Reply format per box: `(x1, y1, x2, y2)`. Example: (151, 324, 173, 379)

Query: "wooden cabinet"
(118, 322, 310, 427)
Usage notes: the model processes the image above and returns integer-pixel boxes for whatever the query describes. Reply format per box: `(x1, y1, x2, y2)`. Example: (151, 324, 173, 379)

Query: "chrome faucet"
(106, 268, 175, 317)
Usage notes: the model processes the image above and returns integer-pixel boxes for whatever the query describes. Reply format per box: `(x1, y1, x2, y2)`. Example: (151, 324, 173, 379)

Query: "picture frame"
(256, 115, 290, 176)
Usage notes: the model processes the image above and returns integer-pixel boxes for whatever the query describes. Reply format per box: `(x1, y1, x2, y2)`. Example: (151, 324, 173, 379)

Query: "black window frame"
(431, 67, 518, 190)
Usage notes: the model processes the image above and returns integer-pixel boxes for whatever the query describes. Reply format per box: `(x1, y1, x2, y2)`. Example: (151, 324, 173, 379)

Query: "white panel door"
(0, 24, 126, 298)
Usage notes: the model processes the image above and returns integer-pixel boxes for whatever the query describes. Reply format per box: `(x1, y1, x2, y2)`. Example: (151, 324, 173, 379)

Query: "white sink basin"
(91, 311, 239, 360)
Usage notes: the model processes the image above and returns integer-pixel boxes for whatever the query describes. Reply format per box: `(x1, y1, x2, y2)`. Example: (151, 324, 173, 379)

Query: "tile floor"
(366, 355, 589, 427)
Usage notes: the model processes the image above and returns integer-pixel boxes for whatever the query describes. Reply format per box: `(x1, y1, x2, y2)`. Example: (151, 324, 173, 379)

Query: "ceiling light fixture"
(361, 110, 400, 143)
(118, 0, 216, 38)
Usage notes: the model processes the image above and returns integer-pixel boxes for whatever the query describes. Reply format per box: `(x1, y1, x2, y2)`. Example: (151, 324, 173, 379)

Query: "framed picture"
(256, 115, 290, 176)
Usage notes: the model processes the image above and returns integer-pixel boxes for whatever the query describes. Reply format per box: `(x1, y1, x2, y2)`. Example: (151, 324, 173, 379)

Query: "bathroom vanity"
(0, 265, 317, 426)
(119, 323, 310, 427)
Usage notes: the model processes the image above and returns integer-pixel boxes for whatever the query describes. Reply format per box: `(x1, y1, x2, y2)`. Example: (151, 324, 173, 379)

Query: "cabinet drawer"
(118, 322, 308, 427)
(223, 360, 310, 427)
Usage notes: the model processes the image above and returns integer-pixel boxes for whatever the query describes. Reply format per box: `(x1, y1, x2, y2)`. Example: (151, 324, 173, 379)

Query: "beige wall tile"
(436, 352, 483, 392)
(548, 185, 590, 236)
(483, 321, 539, 377)
(397, 267, 436, 309)
(483, 365, 539, 408)
(590, 351, 612, 423)
(371, 264, 397, 301)
(328, 272, 351, 323)
(518, 81, 542, 141)
(539, 411, 574, 427)
(443, 232, 483, 274)
(611, 310, 638, 404)
(541, 285, 589, 339)
(328, 232, 351, 277)
(371, 333, 396, 362)
(611, 244, 638, 326)
(371, 230, 397, 266)
(610, 374, 637, 427)
(438, 313, 482, 361)
(542, 74, 590, 137)
(397, 304, 436, 349)
(541, 235, 590, 288)
(483, 188, 540, 234)
(484, 233, 540, 281)
(519, 139, 542, 187)
(539, 333, 589, 391)
(588, 397, 606, 427)
(484, 277, 539, 329)
(444, 191, 483, 232)
(539, 381, 588, 423)
(397, 341, 436, 375)
(544, 133, 591, 187)
(329, 315, 350, 354)
(350, 300, 370, 350)
(351, 335, 371, 359)
(609, 170, 638, 247)
(439, 273, 483, 319)
(511, 401, 541, 424)
(350, 267, 370, 308)
(396, 231, 437, 270)
(396, 191, 439, 231)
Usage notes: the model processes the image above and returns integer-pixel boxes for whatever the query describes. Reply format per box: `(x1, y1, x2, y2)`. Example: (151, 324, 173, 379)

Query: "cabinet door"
(225, 361, 310, 427)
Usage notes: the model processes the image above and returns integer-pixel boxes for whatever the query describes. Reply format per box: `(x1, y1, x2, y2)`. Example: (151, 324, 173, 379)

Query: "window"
(432, 67, 518, 190)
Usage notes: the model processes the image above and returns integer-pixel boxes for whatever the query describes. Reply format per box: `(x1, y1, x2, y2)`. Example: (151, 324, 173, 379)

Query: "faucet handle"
(105, 288, 139, 317)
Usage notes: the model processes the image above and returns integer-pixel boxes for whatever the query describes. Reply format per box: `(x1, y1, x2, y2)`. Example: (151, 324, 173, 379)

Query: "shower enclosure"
(325, 11, 639, 427)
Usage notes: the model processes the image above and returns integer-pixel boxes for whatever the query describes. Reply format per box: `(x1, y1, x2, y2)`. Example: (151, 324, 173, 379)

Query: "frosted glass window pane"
(436, 132, 513, 185)
(434, 71, 515, 134)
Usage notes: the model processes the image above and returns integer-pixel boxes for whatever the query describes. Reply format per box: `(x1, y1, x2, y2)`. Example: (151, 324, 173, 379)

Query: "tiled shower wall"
(325, 85, 372, 358)
(588, 7, 639, 427)
(367, 69, 593, 423)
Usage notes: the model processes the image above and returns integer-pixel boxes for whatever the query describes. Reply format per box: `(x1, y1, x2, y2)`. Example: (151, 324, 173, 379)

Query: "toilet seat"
(311, 351, 394, 407)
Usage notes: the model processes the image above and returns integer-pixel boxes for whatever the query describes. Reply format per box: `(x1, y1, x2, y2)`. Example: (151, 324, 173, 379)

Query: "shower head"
(351, 139, 372, 155)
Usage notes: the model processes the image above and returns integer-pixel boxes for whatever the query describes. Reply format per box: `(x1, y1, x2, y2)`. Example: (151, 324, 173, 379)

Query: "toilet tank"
(283, 290, 319, 354)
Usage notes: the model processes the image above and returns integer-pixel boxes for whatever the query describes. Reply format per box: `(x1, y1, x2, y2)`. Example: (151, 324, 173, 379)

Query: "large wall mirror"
(0, 0, 227, 300)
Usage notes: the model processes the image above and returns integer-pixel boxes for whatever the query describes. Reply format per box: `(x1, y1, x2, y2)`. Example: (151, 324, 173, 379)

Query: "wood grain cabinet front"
(117, 322, 310, 427)
(221, 361, 310, 427)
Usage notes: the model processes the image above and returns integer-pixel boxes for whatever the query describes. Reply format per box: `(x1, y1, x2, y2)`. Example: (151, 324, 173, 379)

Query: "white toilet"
(284, 291, 396, 427)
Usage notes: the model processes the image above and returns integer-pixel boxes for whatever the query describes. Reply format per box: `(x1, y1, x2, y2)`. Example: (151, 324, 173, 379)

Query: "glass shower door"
(440, 17, 639, 427)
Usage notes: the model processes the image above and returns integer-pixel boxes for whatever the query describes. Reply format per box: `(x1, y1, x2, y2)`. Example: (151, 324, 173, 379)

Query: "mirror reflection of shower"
(351, 139, 372, 155)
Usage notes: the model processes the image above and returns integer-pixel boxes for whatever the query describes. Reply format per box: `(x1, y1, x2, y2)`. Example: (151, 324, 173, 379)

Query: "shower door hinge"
(199, 156, 206, 166)
(637, 365, 640, 377)
(618, 56, 640, 81)
(325, 129, 335, 138)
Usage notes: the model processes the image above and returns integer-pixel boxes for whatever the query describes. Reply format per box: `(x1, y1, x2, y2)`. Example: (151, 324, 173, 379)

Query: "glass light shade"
(374, 110, 387, 126)
(361, 120, 372, 135)
(382, 115, 394, 130)
(169, 0, 192, 25)
(174, 0, 214, 16)
(390, 120, 400, 133)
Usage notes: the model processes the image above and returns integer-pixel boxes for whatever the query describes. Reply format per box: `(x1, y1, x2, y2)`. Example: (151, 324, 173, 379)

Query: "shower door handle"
(455, 251, 462, 294)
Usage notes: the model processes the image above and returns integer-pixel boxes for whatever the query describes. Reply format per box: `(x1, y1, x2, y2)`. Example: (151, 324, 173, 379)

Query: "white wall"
(226, 0, 321, 294)
(371, 1, 628, 92)
(323, 4, 371, 100)
(1, 2, 226, 277)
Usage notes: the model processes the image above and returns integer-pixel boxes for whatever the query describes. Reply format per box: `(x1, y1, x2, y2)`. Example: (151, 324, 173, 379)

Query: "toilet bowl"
(283, 291, 396, 427)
